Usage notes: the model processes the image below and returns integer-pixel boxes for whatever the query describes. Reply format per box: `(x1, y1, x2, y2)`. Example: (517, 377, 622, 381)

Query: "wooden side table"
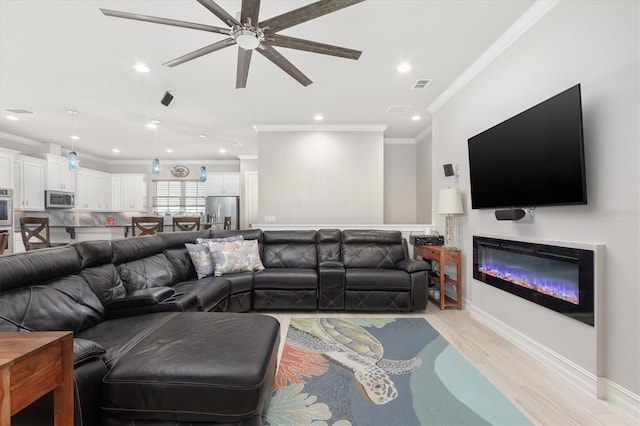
(0, 331, 73, 425)
(413, 245, 462, 310)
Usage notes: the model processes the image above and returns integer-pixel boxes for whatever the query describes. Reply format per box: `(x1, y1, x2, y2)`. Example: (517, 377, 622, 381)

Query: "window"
(153, 180, 205, 215)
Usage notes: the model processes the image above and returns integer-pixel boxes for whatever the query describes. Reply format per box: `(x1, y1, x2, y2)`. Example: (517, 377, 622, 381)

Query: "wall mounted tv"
(467, 84, 586, 209)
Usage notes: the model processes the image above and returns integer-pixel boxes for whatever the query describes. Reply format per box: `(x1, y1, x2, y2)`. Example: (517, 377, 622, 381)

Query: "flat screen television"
(467, 84, 586, 209)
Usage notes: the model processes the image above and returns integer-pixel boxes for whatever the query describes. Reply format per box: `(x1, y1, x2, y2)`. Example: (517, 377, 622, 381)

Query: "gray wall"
(384, 141, 417, 223)
(430, 1, 638, 396)
(257, 128, 384, 224)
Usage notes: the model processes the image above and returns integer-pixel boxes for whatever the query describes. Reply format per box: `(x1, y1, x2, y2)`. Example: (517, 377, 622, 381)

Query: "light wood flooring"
(269, 304, 638, 426)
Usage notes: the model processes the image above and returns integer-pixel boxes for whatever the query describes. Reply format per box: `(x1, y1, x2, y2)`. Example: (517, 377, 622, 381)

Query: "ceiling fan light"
(235, 30, 260, 50)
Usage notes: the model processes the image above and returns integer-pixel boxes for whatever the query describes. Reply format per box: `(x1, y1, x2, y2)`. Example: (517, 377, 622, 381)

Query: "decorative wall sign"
(171, 165, 190, 178)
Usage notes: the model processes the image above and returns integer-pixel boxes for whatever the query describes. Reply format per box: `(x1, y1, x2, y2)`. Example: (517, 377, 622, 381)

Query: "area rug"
(265, 317, 532, 426)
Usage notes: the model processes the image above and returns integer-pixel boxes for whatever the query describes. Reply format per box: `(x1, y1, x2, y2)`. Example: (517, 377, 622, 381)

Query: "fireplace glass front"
(473, 236, 594, 326)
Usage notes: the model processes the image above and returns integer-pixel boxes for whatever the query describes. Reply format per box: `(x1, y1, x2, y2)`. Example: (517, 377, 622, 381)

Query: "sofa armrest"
(105, 286, 176, 310)
(73, 338, 106, 366)
(318, 263, 345, 310)
(319, 260, 343, 268)
(396, 258, 430, 273)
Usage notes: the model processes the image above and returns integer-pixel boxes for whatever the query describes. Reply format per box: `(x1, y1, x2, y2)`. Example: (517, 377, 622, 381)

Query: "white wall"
(384, 141, 417, 223)
(430, 0, 639, 397)
(257, 127, 385, 224)
(415, 127, 433, 224)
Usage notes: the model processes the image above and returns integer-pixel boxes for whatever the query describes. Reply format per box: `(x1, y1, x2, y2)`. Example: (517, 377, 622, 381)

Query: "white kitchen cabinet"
(206, 173, 240, 196)
(0, 148, 19, 189)
(76, 169, 113, 211)
(14, 155, 46, 210)
(112, 174, 147, 211)
(44, 154, 75, 192)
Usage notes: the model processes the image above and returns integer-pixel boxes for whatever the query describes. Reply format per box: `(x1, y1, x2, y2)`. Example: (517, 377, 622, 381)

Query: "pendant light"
(67, 110, 79, 171)
(199, 166, 207, 182)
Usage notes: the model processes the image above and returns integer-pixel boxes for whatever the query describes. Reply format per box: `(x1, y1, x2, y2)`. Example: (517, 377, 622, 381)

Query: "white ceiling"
(0, 0, 533, 161)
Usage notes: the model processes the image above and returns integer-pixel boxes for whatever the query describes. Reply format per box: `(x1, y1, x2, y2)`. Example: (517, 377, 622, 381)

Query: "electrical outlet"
(264, 215, 276, 222)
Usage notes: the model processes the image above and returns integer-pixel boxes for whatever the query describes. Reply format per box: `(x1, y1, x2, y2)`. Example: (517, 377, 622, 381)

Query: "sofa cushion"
(164, 246, 198, 282)
(117, 253, 176, 291)
(172, 276, 230, 311)
(261, 230, 318, 269)
(81, 263, 127, 305)
(0, 245, 81, 292)
(99, 312, 280, 423)
(342, 230, 405, 269)
(111, 235, 165, 265)
(345, 268, 411, 290)
(254, 268, 318, 290)
(184, 243, 214, 279)
(0, 274, 105, 332)
(207, 240, 255, 276)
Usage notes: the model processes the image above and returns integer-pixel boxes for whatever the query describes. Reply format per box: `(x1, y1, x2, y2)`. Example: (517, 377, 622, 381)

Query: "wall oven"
(0, 188, 13, 254)
(0, 188, 12, 226)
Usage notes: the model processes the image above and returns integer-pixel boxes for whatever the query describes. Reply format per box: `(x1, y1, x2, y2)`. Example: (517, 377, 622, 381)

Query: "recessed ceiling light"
(411, 115, 421, 121)
(112, 148, 120, 153)
(133, 63, 150, 73)
(199, 134, 207, 139)
(232, 142, 244, 147)
(219, 148, 227, 154)
(71, 135, 80, 140)
(6, 115, 19, 121)
(314, 114, 324, 121)
(165, 148, 173, 153)
(146, 120, 159, 129)
(397, 62, 412, 73)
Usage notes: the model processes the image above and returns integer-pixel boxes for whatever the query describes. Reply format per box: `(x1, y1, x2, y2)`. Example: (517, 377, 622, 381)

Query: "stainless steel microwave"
(45, 190, 75, 208)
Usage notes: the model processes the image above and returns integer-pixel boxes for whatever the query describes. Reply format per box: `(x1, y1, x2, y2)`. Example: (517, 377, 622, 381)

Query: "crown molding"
(428, 0, 559, 113)
(0, 131, 44, 147)
(253, 124, 388, 133)
(384, 138, 416, 145)
(238, 155, 258, 160)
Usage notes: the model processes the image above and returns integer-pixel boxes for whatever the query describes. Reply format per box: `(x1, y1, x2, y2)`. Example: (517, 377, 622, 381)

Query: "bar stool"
(131, 217, 164, 236)
(0, 232, 8, 255)
(173, 217, 201, 231)
(20, 217, 66, 251)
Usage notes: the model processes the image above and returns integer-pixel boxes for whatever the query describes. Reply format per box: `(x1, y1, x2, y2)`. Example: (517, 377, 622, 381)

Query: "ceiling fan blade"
(163, 38, 235, 67)
(236, 48, 253, 89)
(241, 0, 261, 26)
(257, 45, 312, 87)
(100, 9, 230, 35)
(259, 0, 365, 33)
(197, 0, 240, 27)
(264, 34, 361, 60)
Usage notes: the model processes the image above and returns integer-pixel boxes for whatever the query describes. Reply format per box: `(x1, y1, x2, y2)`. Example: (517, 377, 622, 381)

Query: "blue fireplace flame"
(478, 248, 580, 305)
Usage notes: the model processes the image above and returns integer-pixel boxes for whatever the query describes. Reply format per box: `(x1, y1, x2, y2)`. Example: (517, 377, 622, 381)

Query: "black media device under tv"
(467, 84, 587, 209)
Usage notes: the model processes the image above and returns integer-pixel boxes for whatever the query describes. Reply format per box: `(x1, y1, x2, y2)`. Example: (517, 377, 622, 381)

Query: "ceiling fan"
(101, 0, 365, 88)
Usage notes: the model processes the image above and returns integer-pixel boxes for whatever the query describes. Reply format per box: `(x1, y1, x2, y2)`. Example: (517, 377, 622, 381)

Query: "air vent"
(5, 108, 33, 114)
(411, 79, 432, 90)
(386, 105, 411, 113)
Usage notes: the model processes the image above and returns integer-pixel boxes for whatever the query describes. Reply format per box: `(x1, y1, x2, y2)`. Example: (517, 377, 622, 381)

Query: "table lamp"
(438, 188, 463, 249)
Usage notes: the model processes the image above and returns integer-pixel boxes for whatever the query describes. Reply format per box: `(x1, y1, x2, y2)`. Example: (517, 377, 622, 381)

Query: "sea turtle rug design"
(286, 318, 423, 405)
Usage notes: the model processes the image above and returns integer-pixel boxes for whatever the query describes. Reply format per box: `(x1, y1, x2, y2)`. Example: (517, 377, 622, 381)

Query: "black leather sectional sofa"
(0, 228, 429, 425)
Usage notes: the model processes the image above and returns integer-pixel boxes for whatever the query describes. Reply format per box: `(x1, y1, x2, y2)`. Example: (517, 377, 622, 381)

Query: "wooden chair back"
(132, 217, 164, 236)
(173, 216, 201, 232)
(0, 232, 8, 255)
(20, 217, 52, 251)
(223, 216, 232, 230)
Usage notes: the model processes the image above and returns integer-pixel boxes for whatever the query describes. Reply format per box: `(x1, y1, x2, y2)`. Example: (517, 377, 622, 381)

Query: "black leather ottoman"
(100, 312, 280, 425)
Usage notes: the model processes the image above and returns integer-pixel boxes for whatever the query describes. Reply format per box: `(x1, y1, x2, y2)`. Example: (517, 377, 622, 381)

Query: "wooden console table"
(414, 245, 462, 310)
(0, 331, 73, 425)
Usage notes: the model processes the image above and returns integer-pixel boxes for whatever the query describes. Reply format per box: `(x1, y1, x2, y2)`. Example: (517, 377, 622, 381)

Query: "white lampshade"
(438, 188, 463, 215)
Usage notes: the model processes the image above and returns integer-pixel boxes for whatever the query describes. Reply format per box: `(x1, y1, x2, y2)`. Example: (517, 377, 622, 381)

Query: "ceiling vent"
(5, 108, 33, 114)
(411, 79, 432, 90)
(386, 105, 411, 113)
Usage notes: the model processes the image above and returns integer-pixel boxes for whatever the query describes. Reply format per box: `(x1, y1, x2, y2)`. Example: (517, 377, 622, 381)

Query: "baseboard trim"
(470, 305, 639, 420)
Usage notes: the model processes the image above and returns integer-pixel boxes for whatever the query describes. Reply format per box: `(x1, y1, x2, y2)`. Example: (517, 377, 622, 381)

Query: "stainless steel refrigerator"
(205, 196, 239, 230)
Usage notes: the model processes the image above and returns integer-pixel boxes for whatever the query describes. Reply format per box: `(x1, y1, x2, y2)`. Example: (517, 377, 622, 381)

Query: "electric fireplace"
(473, 236, 594, 326)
